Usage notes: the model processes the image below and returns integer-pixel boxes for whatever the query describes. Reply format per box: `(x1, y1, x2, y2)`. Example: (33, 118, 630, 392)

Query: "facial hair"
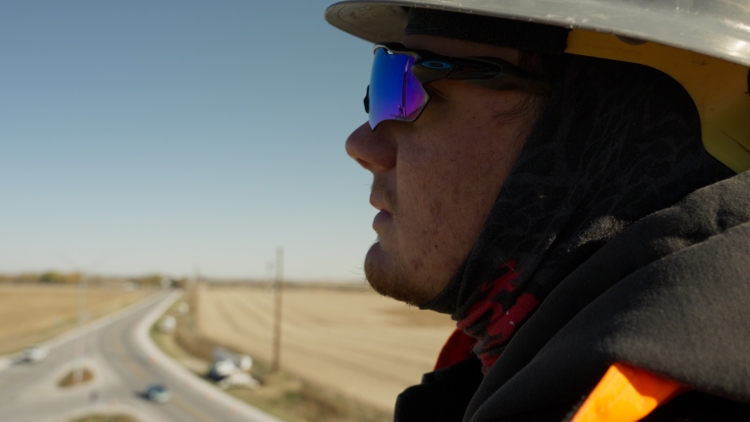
(365, 180, 446, 306)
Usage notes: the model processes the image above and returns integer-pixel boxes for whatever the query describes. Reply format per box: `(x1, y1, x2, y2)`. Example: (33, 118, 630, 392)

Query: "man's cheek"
(429, 199, 444, 227)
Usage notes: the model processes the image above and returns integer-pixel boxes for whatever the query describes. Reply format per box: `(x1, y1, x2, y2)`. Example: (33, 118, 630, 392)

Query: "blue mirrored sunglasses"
(365, 43, 552, 130)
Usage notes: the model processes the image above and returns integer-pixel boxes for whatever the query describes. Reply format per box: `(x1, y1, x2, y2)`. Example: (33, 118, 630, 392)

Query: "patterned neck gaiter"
(421, 55, 734, 373)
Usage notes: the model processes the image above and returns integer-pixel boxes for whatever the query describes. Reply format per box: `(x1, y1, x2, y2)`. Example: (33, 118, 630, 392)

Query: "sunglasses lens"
(368, 48, 428, 129)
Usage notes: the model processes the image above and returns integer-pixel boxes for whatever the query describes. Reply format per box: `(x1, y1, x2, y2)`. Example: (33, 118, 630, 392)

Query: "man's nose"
(345, 122, 396, 173)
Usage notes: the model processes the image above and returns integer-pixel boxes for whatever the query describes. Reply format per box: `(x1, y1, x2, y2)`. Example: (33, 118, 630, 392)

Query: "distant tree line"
(0, 272, 184, 287)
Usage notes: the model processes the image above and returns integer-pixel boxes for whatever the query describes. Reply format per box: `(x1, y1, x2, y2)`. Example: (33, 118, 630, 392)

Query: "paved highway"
(0, 290, 281, 422)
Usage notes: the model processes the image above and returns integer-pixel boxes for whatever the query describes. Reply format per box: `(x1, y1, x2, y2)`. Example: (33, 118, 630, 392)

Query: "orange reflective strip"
(571, 363, 684, 422)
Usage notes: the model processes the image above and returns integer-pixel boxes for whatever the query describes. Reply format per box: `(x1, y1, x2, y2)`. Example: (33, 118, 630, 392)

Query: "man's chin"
(364, 242, 433, 306)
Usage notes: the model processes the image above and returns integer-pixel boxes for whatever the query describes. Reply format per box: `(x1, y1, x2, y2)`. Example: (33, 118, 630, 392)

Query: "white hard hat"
(325, 0, 750, 173)
(326, 0, 750, 67)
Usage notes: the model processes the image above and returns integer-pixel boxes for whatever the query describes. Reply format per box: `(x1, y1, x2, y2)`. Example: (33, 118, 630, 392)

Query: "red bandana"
(456, 261, 540, 372)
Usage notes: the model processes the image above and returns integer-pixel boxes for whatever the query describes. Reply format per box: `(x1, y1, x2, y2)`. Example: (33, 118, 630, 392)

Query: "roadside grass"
(69, 414, 139, 422)
(150, 287, 392, 422)
(58, 367, 94, 387)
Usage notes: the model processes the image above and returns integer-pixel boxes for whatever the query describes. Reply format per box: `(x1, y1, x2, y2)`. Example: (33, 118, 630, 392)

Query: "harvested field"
(70, 414, 139, 422)
(0, 284, 151, 354)
(197, 284, 457, 412)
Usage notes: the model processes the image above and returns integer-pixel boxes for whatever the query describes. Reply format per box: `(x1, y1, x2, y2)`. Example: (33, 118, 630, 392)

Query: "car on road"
(22, 345, 48, 363)
(145, 384, 172, 403)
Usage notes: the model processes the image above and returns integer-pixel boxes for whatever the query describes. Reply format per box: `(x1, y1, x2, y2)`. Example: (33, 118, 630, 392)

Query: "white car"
(22, 346, 48, 363)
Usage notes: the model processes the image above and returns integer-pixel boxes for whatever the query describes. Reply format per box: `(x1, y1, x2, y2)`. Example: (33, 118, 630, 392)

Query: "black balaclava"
(407, 9, 735, 372)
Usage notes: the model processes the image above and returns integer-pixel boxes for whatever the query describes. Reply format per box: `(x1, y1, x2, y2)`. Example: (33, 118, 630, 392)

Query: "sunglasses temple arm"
(466, 74, 553, 96)
(364, 85, 370, 113)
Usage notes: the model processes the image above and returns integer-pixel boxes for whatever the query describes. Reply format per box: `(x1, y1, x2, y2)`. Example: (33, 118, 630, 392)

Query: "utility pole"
(74, 272, 88, 383)
(271, 246, 283, 372)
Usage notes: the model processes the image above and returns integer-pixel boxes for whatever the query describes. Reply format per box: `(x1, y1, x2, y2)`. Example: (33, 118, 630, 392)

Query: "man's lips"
(370, 179, 398, 232)
(370, 178, 397, 215)
(373, 209, 392, 229)
(369, 193, 388, 213)
(370, 194, 392, 230)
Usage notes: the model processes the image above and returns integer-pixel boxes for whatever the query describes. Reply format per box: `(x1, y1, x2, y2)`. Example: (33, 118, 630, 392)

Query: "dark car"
(145, 384, 172, 403)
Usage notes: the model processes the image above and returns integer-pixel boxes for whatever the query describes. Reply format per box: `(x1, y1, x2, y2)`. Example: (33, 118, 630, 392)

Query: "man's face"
(346, 35, 542, 306)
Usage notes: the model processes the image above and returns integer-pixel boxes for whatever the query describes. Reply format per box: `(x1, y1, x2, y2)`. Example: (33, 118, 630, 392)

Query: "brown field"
(0, 284, 151, 354)
(197, 284, 457, 412)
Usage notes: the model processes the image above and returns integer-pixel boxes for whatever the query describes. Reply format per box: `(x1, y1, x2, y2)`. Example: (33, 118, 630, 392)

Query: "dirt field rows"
(0, 284, 151, 354)
(197, 284, 457, 412)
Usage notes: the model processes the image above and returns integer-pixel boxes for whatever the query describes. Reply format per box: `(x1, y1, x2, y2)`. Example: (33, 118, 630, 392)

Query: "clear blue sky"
(0, 1, 378, 281)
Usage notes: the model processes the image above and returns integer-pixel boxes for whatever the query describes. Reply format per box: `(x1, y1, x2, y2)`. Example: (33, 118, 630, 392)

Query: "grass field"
(196, 284, 457, 412)
(0, 284, 151, 354)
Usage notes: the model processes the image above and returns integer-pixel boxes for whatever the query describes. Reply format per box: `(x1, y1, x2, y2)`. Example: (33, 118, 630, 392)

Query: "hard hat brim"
(325, 0, 750, 67)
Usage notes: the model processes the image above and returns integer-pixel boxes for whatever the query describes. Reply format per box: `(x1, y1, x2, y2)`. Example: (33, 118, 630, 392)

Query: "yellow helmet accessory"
(566, 30, 750, 173)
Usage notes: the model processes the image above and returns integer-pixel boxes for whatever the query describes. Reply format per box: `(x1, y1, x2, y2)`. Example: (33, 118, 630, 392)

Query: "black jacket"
(396, 171, 750, 422)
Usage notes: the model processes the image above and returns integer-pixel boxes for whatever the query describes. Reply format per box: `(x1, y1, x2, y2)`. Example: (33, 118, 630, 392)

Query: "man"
(327, 2, 750, 421)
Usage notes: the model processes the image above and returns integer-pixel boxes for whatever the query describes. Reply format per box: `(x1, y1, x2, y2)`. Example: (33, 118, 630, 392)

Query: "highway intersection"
(0, 290, 281, 422)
